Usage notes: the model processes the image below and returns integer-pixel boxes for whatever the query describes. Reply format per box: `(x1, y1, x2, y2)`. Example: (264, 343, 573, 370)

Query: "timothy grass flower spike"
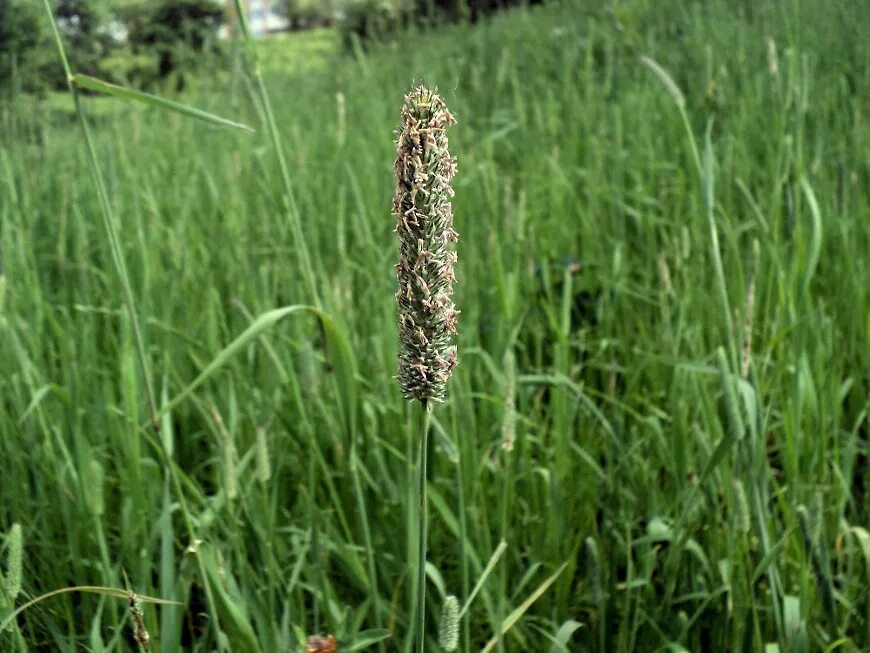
(394, 85, 459, 405)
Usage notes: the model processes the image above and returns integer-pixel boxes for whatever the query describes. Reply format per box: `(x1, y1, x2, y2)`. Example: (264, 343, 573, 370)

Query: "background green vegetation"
(2, 0, 869, 651)
(0, 0, 541, 94)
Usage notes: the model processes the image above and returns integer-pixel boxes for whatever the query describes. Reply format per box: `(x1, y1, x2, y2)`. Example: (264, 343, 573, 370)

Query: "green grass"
(2, 0, 869, 651)
(254, 26, 339, 74)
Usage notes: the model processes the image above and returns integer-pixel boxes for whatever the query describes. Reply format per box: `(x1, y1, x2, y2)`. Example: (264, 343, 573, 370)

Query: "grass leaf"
(481, 561, 569, 652)
(72, 74, 255, 132)
(342, 629, 392, 651)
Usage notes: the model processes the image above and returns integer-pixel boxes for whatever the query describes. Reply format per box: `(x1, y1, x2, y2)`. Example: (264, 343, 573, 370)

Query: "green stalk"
(40, 0, 158, 430)
(308, 449, 321, 634)
(229, 8, 368, 646)
(496, 451, 510, 653)
(641, 55, 737, 369)
(230, 0, 320, 308)
(416, 403, 432, 653)
(456, 457, 470, 652)
(40, 4, 225, 642)
(142, 424, 225, 645)
(350, 443, 383, 646)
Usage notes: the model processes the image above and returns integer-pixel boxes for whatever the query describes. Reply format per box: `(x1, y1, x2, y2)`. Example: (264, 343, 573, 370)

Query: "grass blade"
(481, 561, 569, 652)
(150, 305, 350, 425)
(72, 74, 255, 132)
(460, 540, 507, 618)
(798, 176, 823, 297)
(1, 586, 180, 634)
(342, 629, 392, 651)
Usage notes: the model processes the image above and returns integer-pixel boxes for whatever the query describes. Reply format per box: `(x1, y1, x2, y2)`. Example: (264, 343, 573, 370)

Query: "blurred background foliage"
(0, 0, 544, 95)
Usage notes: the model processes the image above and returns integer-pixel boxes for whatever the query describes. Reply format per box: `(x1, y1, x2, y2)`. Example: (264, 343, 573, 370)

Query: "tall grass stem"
(416, 403, 432, 653)
(40, 0, 159, 429)
(230, 0, 320, 307)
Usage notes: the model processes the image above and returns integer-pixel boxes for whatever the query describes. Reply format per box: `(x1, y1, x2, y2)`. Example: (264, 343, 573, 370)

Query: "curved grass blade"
(72, 74, 255, 132)
(148, 306, 356, 429)
(548, 620, 583, 653)
(844, 526, 870, 584)
(639, 56, 685, 108)
(342, 629, 392, 651)
(1, 586, 180, 634)
(798, 176, 823, 298)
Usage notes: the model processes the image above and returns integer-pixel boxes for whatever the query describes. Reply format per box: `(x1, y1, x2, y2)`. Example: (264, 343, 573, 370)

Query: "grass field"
(1, 0, 869, 651)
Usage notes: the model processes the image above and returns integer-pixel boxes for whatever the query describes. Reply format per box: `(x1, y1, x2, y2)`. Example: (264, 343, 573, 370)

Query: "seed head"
(732, 478, 750, 534)
(501, 349, 516, 452)
(394, 86, 458, 404)
(3, 523, 22, 601)
(438, 595, 460, 651)
(128, 591, 152, 653)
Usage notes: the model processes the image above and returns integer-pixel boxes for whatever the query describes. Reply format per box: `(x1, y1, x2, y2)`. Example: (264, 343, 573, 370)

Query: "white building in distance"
(224, 0, 291, 37)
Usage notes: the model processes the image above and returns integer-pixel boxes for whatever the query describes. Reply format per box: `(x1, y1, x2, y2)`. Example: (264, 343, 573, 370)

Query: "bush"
(96, 50, 159, 87)
(339, 0, 414, 48)
(0, 0, 50, 94)
(55, 0, 116, 78)
(286, 0, 335, 29)
(1, 0, 127, 95)
(339, 0, 546, 47)
(122, 0, 225, 84)
(417, 0, 545, 21)
(447, 0, 545, 21)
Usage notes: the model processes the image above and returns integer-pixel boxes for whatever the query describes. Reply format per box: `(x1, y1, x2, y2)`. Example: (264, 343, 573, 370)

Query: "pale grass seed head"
(394, 85, 459, 405)
(732, 478, 750, 534)
(766, 36, 779, 77)
(501, 348, 516, 452)
(3, 523, 22, 601)
(438, 594, 460, 651)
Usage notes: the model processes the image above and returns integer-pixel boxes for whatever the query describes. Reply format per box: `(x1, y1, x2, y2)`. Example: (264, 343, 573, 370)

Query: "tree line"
(0, 0, 544, 95)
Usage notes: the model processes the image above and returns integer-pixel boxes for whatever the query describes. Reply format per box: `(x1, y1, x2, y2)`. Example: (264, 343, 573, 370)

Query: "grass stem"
(416, 402, 432, 653)
(40, 0, 159, 430)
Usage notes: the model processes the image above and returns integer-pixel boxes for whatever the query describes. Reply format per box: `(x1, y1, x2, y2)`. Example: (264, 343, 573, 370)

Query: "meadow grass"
(1, 0, 869, 651)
